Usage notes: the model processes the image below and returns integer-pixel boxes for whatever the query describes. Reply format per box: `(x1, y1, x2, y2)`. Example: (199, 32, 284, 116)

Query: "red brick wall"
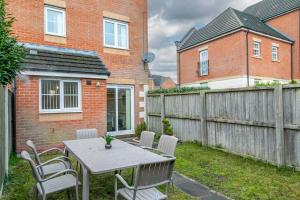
(6, 0, 148, 83)
(6, 0, 148, 150)
(16, 77, 107, 152)
(248, 33, 292, 79)
(266, 10, 300, 80)
(178, 30, 292, 85)
(178, 31, 247, 85)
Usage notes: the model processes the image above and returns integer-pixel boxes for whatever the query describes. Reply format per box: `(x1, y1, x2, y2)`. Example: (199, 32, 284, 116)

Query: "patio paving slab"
(173, 172, 229, 200)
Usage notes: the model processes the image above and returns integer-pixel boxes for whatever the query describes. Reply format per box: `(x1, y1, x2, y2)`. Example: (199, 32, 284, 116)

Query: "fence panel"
(146, 85, 300, 167)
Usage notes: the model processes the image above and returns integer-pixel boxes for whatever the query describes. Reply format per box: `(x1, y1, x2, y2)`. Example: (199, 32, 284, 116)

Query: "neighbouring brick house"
(6, 0, 149, 152)
(148, 75, 176, 89)
(176, 0, 300, 89)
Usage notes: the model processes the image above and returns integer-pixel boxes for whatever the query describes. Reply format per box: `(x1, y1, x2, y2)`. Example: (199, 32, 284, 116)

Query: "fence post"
(160, 94, 165, 134)
(274, 85, 285, 166)
(200, 91, 208, 145)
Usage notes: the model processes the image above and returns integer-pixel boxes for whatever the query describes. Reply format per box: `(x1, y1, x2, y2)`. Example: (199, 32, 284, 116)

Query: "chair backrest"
(26, 140, 42, 165)
(134, 158, 175, 189)
(21, 151, 42, 182)
(76, 129, 98, 139)
(139, 131, 155, 148)
(157, 135, 178, 156)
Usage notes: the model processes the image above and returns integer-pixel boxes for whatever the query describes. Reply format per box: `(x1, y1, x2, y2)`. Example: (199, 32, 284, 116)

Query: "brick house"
(148, 75, 176, 89)
(6, 0, 148, 152)
(176, 0, 299, 89)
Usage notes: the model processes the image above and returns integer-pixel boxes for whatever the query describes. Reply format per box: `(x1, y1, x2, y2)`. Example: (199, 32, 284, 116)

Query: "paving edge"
(173, 171, 233, 200)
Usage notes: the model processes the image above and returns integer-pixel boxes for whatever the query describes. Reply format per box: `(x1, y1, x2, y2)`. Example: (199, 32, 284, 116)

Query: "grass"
(175, 142, 300, 200)
(1, 154, 195, 200)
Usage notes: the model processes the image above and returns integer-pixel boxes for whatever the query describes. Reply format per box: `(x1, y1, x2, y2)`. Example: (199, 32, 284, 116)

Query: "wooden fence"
(0, 87, 13, 196)
(146, 85, 300, 167)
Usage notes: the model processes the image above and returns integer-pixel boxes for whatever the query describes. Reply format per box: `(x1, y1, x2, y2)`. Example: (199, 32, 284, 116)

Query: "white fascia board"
(21, 71, 108, 79)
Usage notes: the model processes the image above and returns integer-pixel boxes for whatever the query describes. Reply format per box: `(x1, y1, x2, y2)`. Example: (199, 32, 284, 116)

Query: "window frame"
(199, 50, 209, 76)
(253, 41, 261, 57)
(272, 45, 279, 61)
(103, 18, 129, 50)
(44, 6, 66, 37)
(39, 78, 82, 113)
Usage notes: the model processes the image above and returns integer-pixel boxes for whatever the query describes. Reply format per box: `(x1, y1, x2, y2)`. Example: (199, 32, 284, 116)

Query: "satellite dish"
(142, 52, 155, 64)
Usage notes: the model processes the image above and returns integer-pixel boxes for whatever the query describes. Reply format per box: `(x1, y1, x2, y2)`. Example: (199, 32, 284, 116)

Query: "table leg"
(82, 164, 90, 200)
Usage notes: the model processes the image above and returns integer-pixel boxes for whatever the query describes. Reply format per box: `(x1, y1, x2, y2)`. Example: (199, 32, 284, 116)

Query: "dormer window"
(44, 6, 66, 37)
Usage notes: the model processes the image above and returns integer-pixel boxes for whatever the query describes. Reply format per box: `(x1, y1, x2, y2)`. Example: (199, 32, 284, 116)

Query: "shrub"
(0, 0, 26, 86)
(255, 81, 282, 87)
(289, 80, 298, 84)
(148, 86, 209, 95)
(162, 118, 173, 136)
(135, 122, 147, 139)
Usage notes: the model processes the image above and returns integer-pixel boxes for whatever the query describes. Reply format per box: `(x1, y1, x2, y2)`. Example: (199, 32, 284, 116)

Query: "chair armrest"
(38, 148, 64, 156)
(115, 174, 134, 190)
(37, 157, 69, 169)
(42, 169, 78, 182)
(132, 138, 140, 143)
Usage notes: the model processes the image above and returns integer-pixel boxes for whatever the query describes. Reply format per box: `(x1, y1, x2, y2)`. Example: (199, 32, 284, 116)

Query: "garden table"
(63, 137, 171, 200)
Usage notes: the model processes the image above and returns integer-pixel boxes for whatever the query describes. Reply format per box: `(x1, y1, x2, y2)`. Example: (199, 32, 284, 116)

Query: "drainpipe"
(246, 30, 250, 87)
(177, 51, 181, 87)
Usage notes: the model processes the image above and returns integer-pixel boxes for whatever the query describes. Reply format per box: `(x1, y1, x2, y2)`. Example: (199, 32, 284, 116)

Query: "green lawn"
(175, 143, 300, 200)
(1, 154, 195, 200)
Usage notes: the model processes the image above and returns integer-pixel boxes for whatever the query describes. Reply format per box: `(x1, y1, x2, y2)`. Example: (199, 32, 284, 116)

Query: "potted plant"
(104, 134, 114, 149)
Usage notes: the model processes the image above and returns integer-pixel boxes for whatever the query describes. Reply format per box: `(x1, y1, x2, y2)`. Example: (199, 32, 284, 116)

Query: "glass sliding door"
(107, 85, 134, 135)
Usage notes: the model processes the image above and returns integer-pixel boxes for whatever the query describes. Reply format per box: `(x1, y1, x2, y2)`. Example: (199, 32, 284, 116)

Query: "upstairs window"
(44, 6, 66, 37)
(199, 50, 209, 76)
(272, 45, 279, 61)
(253, 41, 261, 57)
(40, 79, 81, 113)
(104, 19, 129, 49)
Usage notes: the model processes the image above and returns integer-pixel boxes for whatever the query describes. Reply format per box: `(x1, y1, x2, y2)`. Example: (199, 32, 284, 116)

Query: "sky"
(148, 0, 261, 82)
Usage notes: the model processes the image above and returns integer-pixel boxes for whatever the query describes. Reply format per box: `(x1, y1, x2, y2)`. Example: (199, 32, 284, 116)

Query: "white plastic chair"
(130, 131, 155, 148)
(76, 128, 98, 139)
(21, 151, 79, 200)
(26, 140, 71, 177)
(115, 158, 176, 200)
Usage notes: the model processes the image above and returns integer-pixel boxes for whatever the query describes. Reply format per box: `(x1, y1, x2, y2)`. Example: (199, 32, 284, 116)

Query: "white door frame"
(107, 84, 134, 136)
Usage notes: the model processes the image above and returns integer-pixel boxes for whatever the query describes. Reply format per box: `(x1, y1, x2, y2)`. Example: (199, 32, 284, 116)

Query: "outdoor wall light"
(96, 81, 101, 87)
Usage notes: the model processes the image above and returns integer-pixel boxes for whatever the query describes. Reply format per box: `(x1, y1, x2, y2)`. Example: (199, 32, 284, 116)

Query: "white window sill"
(104, 45, 129, 51)
(39, 110, 82, 114)
(45, 33, 66, 38)
(253, 56, 262, 59)
(272, 60, 280, 63)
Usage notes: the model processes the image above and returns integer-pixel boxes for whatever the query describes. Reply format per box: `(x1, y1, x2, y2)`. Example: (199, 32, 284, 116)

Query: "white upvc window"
(103, 18, 129, 49)
(39, 79, 82, 113)
(199, 50, 209, 76)
(253, 41, 261, 57)
(44, 6, 66, 37)
(272, 45, 279, 61)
